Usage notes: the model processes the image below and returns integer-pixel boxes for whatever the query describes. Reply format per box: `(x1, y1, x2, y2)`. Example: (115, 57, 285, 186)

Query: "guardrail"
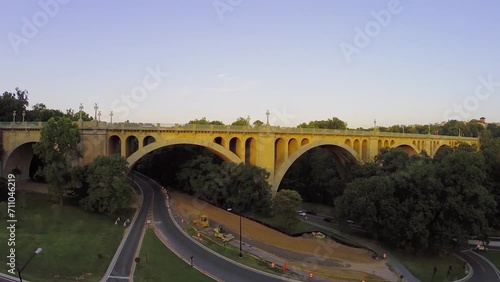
(0, 121, 479, 141)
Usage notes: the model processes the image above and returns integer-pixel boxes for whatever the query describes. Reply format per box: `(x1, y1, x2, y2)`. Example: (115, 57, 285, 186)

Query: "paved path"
(304, 216, 420, 282)
(100, 174, 153, 282)
(134, 172, 297, 282)
(456, 250, 500, 282)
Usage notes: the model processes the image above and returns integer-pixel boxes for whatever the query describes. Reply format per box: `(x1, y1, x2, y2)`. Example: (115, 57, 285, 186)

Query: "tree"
(232, 117, 250, 126)
(81, 155, 133, 214)
(0, 88, 29, 122)
(297, 117, 347, 130)
(273, 189, 302, 231)
(253, 120, 264, 127)
(176, 156, 273, 215)
(188, 117, 225, 126)
(33, 116, 81, 205)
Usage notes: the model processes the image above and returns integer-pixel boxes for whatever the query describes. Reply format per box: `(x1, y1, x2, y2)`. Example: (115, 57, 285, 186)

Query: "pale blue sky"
(1, 0, 499, 128)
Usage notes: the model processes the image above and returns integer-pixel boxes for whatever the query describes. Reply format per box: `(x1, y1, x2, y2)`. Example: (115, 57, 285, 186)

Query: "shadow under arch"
(432, 143, 452, 157)
(394, 143, 419, 155)
(273, 140, 359, 193)
(2, 136, 40, 179)
(126, 138, 243, 169)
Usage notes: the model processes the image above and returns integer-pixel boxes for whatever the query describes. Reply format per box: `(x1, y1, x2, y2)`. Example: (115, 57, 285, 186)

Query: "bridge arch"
(108, 135, 121, 155)
(143, 135, 156, 147)
(2, 136, 40, 180)
(125, 135, 139, 157)
(396, 143, 418, 155)
(126, 138, 242, 169)
(433, 143, 452, 157)
(273, 140, 359, 193)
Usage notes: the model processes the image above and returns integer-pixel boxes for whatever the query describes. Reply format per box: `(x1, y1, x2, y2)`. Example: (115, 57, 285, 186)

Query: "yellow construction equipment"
(213, 225, 235, 242)
(193, 214, 209, 228)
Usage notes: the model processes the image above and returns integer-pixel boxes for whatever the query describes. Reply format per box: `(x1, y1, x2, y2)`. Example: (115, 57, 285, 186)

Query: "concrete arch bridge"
(1, 121, 479, 192)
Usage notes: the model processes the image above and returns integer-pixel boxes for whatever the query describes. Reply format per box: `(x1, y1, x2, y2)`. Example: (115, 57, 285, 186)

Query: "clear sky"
(1, 0, 499, 128)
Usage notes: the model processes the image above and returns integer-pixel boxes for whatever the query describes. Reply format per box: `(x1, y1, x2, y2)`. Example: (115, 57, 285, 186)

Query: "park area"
(134, 229, 214, 282)
(0, 182, 127, 282)
(169, 191, 397, 281)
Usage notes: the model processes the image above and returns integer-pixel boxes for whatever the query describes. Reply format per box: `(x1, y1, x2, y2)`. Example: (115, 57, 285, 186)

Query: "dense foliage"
(81, 155, 133, 214)
(33, 116, 81, 205)
(135, 146, 273, 216)
(334, 144, 496, 254)
(273, 189, 302, 231)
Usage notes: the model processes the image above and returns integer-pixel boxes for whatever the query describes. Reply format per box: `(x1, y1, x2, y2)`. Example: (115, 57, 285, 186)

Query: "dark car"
(323, 217, 334, 222)
(305, 210, 317, 215)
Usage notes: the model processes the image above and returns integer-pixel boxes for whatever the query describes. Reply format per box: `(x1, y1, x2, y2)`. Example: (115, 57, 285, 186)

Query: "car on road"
(297, 210, 307, 216)
(323, 217, 334, 222)
(305, 210, 317, 215)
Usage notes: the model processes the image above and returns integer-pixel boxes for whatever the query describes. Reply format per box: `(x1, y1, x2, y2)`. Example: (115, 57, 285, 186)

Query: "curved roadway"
(456, 250, 500, 282)
(133, 172, 294, 282)
(102, 173, 153, 282)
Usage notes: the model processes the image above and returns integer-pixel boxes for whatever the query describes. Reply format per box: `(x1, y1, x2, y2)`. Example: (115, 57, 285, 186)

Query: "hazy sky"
(1, 0, 499, 128)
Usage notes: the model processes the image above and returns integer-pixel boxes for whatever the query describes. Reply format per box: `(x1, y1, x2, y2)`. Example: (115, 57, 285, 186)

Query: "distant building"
(469, 117, 487, 128)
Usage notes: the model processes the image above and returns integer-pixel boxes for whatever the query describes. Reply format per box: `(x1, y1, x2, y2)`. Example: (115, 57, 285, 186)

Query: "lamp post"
(98, 110, 101, 122)
(13, 111, 16, 122)
(22, 110, 26, 123)
(18, 247, 42, 282)
(226, 206, 242, 257)
(239, 203, 242, 258)
(94, 103, 98, 120)
(266, 110, 270, 125)
(110, 111, 113, 124)
(79, 103, 83, 120)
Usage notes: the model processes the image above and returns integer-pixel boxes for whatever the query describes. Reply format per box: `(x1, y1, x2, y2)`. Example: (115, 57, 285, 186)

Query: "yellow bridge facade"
(1, 121, 479, 192)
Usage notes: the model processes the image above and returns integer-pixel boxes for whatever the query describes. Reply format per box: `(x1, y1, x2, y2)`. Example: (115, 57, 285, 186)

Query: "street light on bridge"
(94, 103, 98, 120)
(18, 247, 42, 282)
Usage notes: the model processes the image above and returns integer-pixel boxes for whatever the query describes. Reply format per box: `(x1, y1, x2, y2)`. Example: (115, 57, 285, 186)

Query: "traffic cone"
(309, 272, 314, 279)
(271, 262, 275, 268)
(197, 232, 200, 238)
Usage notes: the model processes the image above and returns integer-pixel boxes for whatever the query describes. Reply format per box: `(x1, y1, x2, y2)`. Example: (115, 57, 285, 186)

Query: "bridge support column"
(120, 138, 127, 158)
(256, 133, 276, 190)
(369, 137, 379, 161)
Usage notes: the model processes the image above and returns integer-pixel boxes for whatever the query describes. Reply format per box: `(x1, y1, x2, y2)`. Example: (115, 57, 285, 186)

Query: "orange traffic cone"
(197, 232, 200, 238)
(271, 262, 275, 268)
(309, 272, 314, 279)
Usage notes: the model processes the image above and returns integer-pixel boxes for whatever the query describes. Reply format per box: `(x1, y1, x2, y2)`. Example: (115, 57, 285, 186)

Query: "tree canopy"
(81, 155, 133, 214)
(32, 116, 81, 205)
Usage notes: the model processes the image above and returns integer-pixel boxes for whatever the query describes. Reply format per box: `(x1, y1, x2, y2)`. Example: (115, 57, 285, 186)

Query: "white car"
(297, 211, 307, 216)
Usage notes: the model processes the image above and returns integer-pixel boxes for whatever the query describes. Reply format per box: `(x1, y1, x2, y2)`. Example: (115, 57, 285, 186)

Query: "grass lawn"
(301, 202, 336, 217)
(0, 192, 128, 282)
(393, 250, 467, 282)
(477, 250, 500, 270)
(249, 213, 317, 234)
(134, 230, 214, 282)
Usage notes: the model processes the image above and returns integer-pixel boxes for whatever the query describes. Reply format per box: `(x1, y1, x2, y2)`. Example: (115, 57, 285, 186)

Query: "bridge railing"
(0, 121, 479, 141)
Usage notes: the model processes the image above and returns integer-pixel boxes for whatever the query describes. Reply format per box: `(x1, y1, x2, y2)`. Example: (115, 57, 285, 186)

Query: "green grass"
(249, 213, 317, 234)
(392, 250, 467, 282)
(300, 202, 336, 217)
(477, 250, 500, 270)
(0, 193, 127, 282)
(134, 230, 214, 282)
